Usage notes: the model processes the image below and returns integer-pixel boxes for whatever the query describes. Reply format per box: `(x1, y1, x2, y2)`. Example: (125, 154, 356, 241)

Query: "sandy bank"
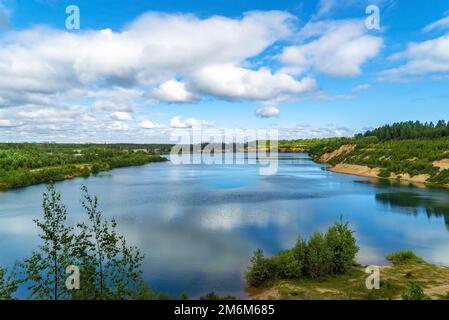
(329, 163, 432, 185)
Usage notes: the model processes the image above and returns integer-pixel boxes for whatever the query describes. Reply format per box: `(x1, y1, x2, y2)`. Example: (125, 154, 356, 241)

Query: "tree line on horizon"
(358, 120, 449, 141)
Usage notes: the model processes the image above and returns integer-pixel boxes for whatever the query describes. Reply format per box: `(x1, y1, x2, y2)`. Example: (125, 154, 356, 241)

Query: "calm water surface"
(1, 153, 449, 298)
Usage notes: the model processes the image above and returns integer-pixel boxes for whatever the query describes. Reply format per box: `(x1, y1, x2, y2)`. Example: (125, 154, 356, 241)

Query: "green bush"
(401, 282, 431, 300)
(325, 222, 359, 274)
(270, 250, 303, 279)
(245, 249, 276, 287)
(246, 222, 359, 287)
(386, 250, 423, 265)
(305, 232, 333, 279)
(292, 238, 307, 270)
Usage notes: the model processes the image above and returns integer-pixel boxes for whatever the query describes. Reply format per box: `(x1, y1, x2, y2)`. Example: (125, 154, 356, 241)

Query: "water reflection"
(1, 153, 449, 298)
(376, 192, 449, 230)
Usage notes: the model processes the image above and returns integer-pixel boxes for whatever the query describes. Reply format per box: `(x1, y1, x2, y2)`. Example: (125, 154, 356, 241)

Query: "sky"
(0, 0, 448, 143)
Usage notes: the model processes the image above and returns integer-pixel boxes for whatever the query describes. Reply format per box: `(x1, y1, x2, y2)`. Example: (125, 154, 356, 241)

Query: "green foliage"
(386, 250, 423, 266)
(246, 222, 359, 287)
(0, 144, 168, 190)
(179, 292, 189, 300)
(18, 184, 157, 300)
(70, 185, 145, 300)
(199, 292, 236, 300)
(305, 232, 333, 279)
(360, 120, 449, 141)
(21, 184, 75, 300)
(270, 250, 303, 279)
(0, 266, 19, 300)
(325, 222, 359, 274)
(401, 282, 431, 300)
(245, 249, 276, 287)
(307, 127, 449, 186)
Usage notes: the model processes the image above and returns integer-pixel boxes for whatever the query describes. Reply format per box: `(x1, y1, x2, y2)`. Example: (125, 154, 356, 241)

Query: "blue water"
(1, 153, 449, 298)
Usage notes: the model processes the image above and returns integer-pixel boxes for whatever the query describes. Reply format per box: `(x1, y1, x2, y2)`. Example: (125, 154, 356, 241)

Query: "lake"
(1, 153, 449, 298)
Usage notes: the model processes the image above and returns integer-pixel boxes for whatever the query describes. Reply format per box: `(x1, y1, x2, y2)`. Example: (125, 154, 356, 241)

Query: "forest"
(280, 121, 449, 187)
(0, 144, 168, 190)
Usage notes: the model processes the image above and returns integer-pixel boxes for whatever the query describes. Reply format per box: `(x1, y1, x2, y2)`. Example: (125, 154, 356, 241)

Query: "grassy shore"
(0, 143, 168, 190)
(250, 255, 449, 300)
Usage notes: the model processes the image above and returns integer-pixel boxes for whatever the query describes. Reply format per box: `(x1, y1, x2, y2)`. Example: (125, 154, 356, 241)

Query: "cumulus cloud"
(0, 11, 294, 108)
(170, 116, 213, 128)
(139, 120, 165, 129)
(279, 19, 383, 77)
(192, 65, 317, 100)
(111, 111, 133, 121)
(149, 79, 196, 103)
(379, 33, 449, 81)
(255, 105, 280, 118)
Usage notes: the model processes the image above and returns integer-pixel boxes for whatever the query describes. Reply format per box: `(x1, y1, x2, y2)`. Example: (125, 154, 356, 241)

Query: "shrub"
(401, 282, 431, 300)
(305, 232, 333, 279)
(325, 222, 359, 274)
(386, 250, 423, 265)
(245, 249, 276, 287)
(270, 250, 303, 279)
(292, 238, 307, 267)
(246, 222, 359, 287)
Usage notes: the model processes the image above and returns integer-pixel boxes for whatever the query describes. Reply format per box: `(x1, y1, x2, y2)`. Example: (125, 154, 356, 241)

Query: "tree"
(72, 186, 145, 300)
(305, 232, 333, 279)
(402, 282, 431, 300)
(0, 266, 19, 300)
(245, 249, 274, 287)
(21, 184, 75, 300)
(325, 222, 359, 274)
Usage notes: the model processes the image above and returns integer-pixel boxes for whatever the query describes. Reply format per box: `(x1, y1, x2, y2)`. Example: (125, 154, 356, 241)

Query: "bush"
(246, 222, 359, 287)
(305, 232, 333, 279)
(245, 249, 276, 287)
(292, 238, 307, 271)
(387, 251, 423, 265)
(325, 222, 359, 274)
(270, 250, 303, 279)
(401, 282, 431, 300)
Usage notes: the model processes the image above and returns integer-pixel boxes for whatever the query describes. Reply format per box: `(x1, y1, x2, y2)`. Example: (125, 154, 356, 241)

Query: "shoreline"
(326, 163, 441, 188)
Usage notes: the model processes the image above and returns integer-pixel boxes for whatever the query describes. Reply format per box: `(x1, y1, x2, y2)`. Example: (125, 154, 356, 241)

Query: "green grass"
(251, 255, 449, 300)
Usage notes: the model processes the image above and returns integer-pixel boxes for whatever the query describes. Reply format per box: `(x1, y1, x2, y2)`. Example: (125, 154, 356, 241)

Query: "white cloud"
(379, 33, 449, 81)
(280, 19, 383, 77)
(0, 11, 294, 108)
(149, 79, 196, 103)
(316, 0, 336, 17)
(139, 120, 165, 129)
(191, 64, 317, 100)
(423, 14, 449, 33)
(255, 105, 280, 118)
(352, 83, 372, 92)
(111, 111, 133, 121)
(170, 116, 213, 128)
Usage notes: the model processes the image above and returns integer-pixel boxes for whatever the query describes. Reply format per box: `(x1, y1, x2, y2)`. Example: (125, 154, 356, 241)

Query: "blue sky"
(0, 0, 448, 142)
